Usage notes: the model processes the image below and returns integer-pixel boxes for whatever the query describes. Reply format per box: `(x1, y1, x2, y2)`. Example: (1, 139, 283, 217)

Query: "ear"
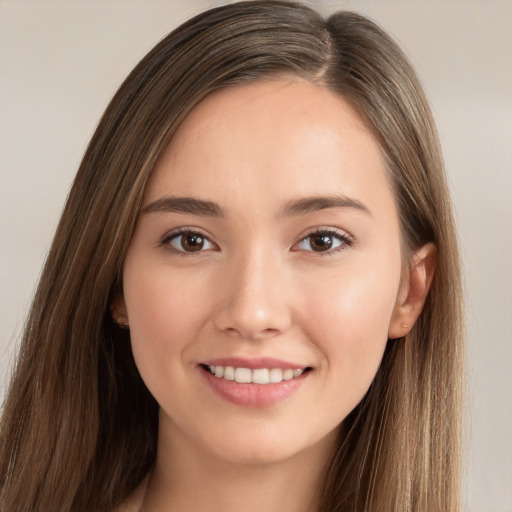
(388, 242, 437, 339)
(110, 292, 129, 328)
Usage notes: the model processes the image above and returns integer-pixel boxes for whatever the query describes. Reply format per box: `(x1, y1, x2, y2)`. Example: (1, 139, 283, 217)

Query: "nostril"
(213, 291, 292, 340)
(218, 325, 282, 341)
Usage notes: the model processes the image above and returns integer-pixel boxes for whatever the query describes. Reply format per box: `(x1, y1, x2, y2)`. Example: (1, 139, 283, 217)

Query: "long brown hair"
(0, 2, 464, 511)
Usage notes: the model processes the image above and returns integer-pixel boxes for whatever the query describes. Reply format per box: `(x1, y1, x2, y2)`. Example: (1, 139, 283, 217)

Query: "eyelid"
(160, 226, 219, 254)
(158, 225, 353, 256)
(291, 226, 354, 254)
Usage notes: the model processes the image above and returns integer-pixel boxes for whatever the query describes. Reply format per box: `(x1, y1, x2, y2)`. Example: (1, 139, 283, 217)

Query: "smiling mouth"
(201, 364, 312, 385)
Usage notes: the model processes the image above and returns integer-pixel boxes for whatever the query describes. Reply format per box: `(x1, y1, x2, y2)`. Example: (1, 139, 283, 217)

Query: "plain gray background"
(1, 1, 511, 511)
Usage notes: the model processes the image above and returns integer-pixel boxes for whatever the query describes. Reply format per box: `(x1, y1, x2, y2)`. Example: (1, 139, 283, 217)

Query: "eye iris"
(310, 233, 333, 251)
(181, 233, 204, 251)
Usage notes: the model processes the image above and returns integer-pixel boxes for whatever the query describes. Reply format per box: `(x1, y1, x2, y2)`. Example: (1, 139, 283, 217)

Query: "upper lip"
(200, 357, 310, 370)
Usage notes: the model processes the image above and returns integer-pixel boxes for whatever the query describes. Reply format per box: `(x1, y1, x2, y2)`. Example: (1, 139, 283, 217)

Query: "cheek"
(122, 263, 211, 381)
(301, 260, 400, 397)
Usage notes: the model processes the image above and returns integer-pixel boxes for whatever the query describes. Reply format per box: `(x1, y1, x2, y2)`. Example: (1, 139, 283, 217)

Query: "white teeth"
(207, 365, 306, 384)
(223, 366, 235, 381)
(234, 367, 252, 383)
(269, 368, 283, 383)
(252, 368, 269, 384)
(283, 369, 294, 381)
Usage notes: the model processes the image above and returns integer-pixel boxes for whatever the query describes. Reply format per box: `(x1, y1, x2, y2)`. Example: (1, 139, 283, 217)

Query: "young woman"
(0, 1, 464, 511)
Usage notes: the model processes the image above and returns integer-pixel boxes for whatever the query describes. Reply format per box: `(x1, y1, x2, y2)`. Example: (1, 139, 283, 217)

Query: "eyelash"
(294, 228, 354, 256)
(160, 228, 217, 256)
(160, 227, 354, 256)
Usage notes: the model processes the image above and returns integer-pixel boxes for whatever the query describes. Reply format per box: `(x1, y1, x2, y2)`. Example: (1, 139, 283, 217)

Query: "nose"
(213, 248, 292, 341)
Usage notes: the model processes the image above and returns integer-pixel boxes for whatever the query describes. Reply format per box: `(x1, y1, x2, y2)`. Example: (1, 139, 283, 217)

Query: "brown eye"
(309, 233, 334, 251)
(294, 229, 351, 254)
(166, 230, 215, 253)
(181, 233, 204, 251)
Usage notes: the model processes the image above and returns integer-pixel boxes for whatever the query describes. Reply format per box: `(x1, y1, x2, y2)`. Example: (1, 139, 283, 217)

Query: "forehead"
(144, 77, 394, 219)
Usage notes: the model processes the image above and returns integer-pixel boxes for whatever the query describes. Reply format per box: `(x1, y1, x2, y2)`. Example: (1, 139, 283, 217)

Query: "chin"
(194, 422, 339, 467)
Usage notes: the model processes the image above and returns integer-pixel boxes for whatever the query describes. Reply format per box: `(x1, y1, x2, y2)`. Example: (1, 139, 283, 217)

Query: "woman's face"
(116, 77, 411, 465)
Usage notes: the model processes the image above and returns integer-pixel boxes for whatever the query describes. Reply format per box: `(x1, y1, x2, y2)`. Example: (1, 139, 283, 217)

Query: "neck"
(141, 416, 337, 512)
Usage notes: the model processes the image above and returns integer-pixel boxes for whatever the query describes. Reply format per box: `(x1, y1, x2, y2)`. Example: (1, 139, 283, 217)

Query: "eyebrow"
(282, 195, 372, 217)
(142, 196, 224, 217)
(142, 194, 371, 218)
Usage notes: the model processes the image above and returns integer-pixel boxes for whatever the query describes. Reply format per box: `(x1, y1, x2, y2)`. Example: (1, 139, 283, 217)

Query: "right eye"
(162, 229, 216, 254)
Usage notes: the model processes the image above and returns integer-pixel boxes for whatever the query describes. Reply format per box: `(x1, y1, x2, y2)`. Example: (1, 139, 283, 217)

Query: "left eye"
(295, 230, 350, 253)
(164, 231, 216, 253)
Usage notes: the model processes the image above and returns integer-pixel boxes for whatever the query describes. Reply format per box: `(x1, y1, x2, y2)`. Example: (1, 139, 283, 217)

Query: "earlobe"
(111, 293, 129, 328)
(388, 243, 437, 339)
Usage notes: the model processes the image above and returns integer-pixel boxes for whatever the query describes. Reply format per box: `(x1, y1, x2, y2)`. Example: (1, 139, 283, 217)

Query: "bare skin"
(113, 77, 435, 512)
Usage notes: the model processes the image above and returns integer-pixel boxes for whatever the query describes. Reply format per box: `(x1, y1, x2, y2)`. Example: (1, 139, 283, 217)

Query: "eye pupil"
(311, 234, 333, 251)
(182, 233, 204, 251)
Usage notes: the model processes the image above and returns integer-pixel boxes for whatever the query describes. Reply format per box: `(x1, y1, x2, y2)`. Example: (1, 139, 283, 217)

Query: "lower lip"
(200, 368, 308, 407)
